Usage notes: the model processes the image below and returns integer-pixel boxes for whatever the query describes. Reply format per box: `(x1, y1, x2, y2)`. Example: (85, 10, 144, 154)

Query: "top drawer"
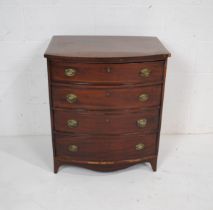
(50, 61, 164, 84)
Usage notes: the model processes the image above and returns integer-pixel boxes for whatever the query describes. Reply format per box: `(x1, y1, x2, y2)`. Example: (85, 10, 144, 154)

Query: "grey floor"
(0, 134, 212, 210)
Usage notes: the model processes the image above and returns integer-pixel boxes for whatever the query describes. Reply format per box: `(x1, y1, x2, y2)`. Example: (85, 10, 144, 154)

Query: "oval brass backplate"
(136, 143, 145, 150)
(67, 119, 78, 128)
(68, 145, 78, 152)
(139, 94, 149, 102)
(137, 119, 147, 128)
(66, 94, 77, 103)
(65, 68, 76, 77)
(140, 68, 151, 77)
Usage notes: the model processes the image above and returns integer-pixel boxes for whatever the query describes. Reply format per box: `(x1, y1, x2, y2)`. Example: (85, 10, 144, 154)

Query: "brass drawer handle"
(65, 68, 76, 77)
(68, 144, 78, 152)
(67, 119, 78, 128)
(66, 94, 77, 103)
(136, 143, 145, 150)
(137, 118, 147, 128)
(140, 68, 151, 77)
(139, 94, 149, 102)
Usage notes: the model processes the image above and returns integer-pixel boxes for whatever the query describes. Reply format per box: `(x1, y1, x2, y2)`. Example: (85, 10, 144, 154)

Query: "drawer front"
(52, 85, 162, 110)
(54, 133, 157, 161)
(53, 109, 159, 134)
(50, 61, 164, 84)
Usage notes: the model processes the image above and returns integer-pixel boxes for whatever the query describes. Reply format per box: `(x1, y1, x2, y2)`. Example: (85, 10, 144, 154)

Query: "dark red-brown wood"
(50, 61, 164, 84)
(44, 36, 170, 173)
(54, 133, 157, 161)
(44, 36, 170, 63)
(54, 156, 157, 172)
(53, 109, 159, 134)
(52, 85, 162, 110)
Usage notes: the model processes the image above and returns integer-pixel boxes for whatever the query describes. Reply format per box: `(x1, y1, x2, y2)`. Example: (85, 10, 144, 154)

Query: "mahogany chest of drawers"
(44, 36, 170, 173)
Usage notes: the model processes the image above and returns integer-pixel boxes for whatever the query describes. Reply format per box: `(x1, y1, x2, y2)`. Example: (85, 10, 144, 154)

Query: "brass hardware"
(106, 67, 111, 73)
(68, 144, 78, 152)
(137, 118, 147, 128)
(140, 68, 151, 77)
(65, 68, 76, 77)
(67, 119, 78, 128)
(139, 94, 149, 102)
(136, 143, 145, 150)
(66, 94, 77, 103)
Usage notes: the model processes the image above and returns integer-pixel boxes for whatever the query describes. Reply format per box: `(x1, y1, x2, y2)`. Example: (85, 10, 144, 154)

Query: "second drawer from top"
(52, 85, 162, 110)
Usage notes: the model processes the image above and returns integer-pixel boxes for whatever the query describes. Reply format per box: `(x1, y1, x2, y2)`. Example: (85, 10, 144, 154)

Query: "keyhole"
(105, 119, 110, 123)
(106, 91, 111, 97)
(106, 67, 111, 73)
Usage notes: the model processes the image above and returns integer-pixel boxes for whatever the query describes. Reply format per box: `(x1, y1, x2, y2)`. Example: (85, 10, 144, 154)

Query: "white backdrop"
(0, 0, 213, 136)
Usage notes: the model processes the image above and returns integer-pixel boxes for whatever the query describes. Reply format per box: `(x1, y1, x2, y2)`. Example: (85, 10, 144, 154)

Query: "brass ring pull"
(136, 143, 145, 151)
(140, 68, 151, 77)
(139, 94, 149, 102)
(68, 144, 78, 152)
(137, 118, 147, 128)
(67, 119, 78, 128)
(66, 94, 77, 103)
(65, 68, 76, 77)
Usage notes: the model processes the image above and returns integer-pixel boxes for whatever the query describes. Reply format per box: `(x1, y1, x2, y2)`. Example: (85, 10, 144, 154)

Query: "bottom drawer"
(54, 133, 157, 161)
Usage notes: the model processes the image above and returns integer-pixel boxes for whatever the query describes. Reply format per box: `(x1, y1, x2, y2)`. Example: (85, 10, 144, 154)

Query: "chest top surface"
(44, 36, 170, 62)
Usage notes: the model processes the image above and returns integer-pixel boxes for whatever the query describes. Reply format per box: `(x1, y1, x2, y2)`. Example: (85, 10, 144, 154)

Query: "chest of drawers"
(44, 36, 170, 173)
